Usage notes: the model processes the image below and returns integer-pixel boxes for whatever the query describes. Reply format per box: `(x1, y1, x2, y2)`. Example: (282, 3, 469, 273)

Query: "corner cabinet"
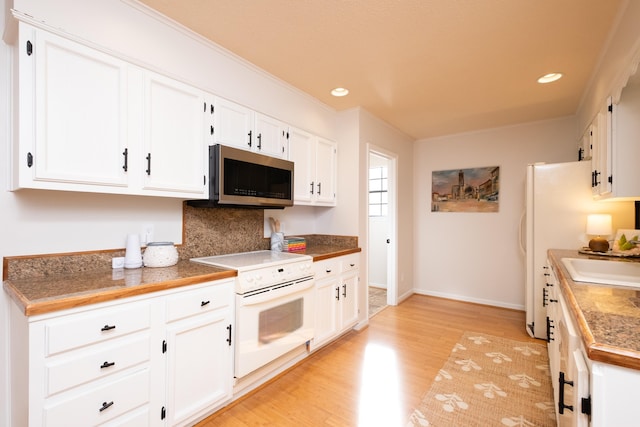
(311, 253, 359, 351)
(8, 279, 234, 427)
(212, 97, 288, 159)
(14, 23, 208, 198)
(288, 127, 337, 206)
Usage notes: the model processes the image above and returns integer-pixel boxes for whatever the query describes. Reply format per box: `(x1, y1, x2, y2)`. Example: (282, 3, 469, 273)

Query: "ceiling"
(137, 0, 623, 140)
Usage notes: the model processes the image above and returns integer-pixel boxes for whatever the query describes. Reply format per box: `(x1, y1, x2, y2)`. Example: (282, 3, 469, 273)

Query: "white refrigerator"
(523, 161, 629, 339)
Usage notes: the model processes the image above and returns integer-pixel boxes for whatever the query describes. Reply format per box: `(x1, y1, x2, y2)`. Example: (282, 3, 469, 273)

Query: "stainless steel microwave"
(188, 144, 294, 209)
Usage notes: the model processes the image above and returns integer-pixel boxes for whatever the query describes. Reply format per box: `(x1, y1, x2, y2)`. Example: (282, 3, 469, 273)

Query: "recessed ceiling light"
(537, 73, 563, 84)
(331, 87, 349, 97)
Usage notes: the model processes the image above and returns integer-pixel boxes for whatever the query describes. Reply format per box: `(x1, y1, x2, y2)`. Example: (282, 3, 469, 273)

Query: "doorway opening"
(367, 145, 398, 317)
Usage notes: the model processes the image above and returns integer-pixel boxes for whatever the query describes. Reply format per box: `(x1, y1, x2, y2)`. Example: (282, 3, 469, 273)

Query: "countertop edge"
(309, 247, 362, 261)
(548, 250, 640, 371)
(5, 247, 361, 317)
(5, 270, 237, 317)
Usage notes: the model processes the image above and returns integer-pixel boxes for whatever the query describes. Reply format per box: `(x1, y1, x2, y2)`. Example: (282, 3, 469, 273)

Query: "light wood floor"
(196, 294, 542, 427)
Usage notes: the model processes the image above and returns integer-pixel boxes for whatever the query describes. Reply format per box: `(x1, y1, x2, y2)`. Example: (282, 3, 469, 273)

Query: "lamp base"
(589, 236, 609, 252)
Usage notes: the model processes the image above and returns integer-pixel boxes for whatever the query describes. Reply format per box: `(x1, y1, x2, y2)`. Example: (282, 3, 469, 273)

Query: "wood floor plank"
(196, 295, 541, 426)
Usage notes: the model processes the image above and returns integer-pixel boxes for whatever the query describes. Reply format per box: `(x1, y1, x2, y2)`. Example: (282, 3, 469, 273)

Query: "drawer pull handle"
(350, 263, 355, 267)
(99, 401, 114, 412)
(100, 361, 115, 369)
(201, 300, 210, 307)
(325, 269, 332, 273)
(101, 324, 116, 332)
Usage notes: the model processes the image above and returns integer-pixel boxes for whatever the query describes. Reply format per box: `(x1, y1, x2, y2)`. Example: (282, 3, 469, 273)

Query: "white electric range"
(190, 250, 315, 378)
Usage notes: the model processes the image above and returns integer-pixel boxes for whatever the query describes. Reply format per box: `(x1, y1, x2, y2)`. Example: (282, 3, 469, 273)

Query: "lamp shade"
(586, 214, 612, 236)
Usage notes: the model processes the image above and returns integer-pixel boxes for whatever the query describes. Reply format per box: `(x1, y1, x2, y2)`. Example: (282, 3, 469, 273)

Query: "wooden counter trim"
(310, 247, 361, 262)
(5, 270, 237, 317)
(548, 251, 640, 371)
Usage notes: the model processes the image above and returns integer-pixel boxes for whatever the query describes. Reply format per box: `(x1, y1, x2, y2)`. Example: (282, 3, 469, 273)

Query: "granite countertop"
(548, 249, 640, 370)
(4, 244, 360, 317)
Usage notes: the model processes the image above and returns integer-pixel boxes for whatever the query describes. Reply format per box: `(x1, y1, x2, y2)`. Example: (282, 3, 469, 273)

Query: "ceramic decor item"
(143, 242, 179, 267)
(124, 234, 143, 269)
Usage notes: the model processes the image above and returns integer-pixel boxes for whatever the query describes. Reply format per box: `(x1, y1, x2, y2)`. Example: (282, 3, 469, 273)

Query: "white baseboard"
(412, 289, 524, 311)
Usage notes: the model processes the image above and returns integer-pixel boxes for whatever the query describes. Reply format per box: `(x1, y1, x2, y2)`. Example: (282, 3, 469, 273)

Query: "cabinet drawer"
(314, 259, 340, 279)
(44, 368, 150, 427)
(101, 406, 150, 427)
(166, 281, 233, 323)
(46, 333, 151, 396)
(341, 254, 359, 273)
(45, 301, 151, 356)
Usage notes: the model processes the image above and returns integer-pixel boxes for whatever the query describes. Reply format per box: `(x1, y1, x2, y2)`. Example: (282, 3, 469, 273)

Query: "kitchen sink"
(561, 258, 640, 288)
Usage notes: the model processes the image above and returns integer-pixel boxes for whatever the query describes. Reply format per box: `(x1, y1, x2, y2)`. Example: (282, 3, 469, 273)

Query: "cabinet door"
(314, 138, 337, 205)
(288, 127, 315, 204)
(25, 26, 128, 188)
(213, 98, 254, 151)
(611, 80, 640, 198)
(254, 113, 287, 158)
(140, 71, 207, 196)
(165, 309, 233, 426)
(592, 101, 613, 198)
(340, 271, 359, 331)
(313, 276, 340, 349)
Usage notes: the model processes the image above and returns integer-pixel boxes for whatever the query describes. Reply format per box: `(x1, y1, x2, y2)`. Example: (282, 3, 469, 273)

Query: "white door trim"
(366, 144, 398, 307)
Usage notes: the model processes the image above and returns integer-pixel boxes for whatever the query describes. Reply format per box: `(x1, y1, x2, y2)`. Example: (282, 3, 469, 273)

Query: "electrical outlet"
(142, 224, 154, 245)
(112, 257, 125, 269)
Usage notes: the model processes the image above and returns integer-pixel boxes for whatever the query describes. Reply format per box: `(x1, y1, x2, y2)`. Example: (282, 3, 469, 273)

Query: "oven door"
(235, 276, 315, 378)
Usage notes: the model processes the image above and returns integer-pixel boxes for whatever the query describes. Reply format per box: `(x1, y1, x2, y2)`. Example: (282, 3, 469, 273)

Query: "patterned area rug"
(407, 332, 556, 427)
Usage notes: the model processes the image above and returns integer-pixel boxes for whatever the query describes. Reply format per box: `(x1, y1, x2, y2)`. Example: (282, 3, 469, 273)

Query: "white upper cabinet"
(314, 137, 338, 206)
(137, 69, 207, 195)
(608, 71, 640, 199)
(590, 100, 613, 198)
(288, 127, 337, 206)
(254, 113, 288, 158)
(15, 23, 208, 199)
(18, 25, 129, 190)
(213, 97, 287, 158)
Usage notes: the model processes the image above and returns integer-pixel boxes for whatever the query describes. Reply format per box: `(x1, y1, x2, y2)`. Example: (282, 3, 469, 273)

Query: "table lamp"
(586, 214, 612, 252)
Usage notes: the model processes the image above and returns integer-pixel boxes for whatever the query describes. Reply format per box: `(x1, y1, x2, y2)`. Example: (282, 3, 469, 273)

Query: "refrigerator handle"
(518, 210, 526, 256)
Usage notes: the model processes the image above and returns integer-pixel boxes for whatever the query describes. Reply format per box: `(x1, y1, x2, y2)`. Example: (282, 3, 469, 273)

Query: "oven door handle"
(239, 279, 314, 306)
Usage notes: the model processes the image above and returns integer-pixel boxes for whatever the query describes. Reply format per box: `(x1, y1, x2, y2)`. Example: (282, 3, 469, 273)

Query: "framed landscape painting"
(431, 166, 500, 213)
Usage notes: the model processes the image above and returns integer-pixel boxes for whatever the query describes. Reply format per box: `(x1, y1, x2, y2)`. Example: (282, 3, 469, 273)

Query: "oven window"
(259, 298, 303, 344)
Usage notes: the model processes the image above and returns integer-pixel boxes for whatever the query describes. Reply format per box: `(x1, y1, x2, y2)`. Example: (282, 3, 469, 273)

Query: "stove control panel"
(236, 261, 313, 293)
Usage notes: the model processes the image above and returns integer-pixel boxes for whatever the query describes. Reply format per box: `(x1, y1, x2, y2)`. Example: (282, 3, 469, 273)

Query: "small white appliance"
(191, 250, 314, 378)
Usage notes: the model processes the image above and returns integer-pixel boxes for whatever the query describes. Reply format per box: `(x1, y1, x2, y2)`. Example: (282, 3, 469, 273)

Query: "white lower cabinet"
(547, 259, 640, 427)
(8, 279, 234, 427)
(311, 253, 359, 351)
(163, 283, 234, 426)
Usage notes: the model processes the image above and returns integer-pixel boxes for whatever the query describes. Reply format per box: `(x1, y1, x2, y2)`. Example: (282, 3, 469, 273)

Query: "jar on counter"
(143, 242, 179, 267)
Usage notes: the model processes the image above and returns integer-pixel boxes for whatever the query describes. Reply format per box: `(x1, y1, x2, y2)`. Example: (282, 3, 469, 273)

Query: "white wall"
(358, 109, 415, 301)
(413, 117, 579, 309)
